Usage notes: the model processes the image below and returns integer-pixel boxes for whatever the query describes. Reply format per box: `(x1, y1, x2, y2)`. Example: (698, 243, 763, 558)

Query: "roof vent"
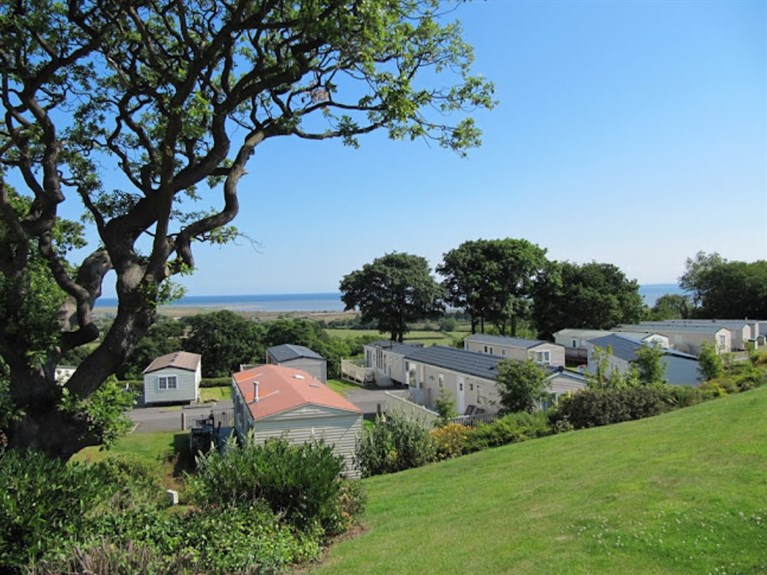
(293, 374, 305, 380)
(309, 383, 320, 388)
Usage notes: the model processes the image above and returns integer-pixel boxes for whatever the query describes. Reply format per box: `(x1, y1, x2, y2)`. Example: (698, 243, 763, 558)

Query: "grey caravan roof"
(588, 334, 643, 362)
(404, 346, 502, 381)
(638, 320, 752, 331)
(266, 344, 323, 362)
(616, 324, 727, 335)
(465, 333, 548, 349)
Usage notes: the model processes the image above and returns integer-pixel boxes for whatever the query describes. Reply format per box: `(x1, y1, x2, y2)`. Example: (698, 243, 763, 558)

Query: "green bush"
(663, 385, 705, 409)
(356, 411, 435, 477)
(200, 377, 233, 388)
(552, 386, 670, 429)
(430, 423, 469, 460)
(464, 411, 551, 453)
(189, 435, 353, 534)
(0, 452, 163, 573)
(32, 503, 318, 575)
(0, 446, 334, 575)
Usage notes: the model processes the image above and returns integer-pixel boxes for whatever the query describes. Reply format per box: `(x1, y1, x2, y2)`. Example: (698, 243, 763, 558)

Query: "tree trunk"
(8, 404, 95, 460)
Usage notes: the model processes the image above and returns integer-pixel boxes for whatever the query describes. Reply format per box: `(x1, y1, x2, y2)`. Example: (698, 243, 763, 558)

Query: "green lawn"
(199, 385, 232, 402)
(326, 378, 362, 395)
(326, 329, 468, 347)
(310, 387, 767, 575)
(72, 431, 193, 492)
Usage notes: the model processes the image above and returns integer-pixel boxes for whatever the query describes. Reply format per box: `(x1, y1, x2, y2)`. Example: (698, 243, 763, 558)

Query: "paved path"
(129, 385, 398, 432)
(129, 400, 233, 432)
(345, 387, 401, 416)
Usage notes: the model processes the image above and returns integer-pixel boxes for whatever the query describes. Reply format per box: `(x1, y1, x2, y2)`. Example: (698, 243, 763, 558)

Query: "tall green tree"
(680, 252, 767, 318)
(340, 253, 444, 343)
(633, 343, 666, 386)
(649, 294, 693, 320)
(496, 359, 548, 414)
(183, 311, 264, 377)
(697, 342, 724, 381)
(0, 0, 493, 458)
(531, 261, 644, 340)
(437, 238, 548, 335)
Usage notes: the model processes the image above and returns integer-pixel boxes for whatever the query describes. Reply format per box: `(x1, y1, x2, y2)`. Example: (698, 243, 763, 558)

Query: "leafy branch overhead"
(0, 0, 493, 458)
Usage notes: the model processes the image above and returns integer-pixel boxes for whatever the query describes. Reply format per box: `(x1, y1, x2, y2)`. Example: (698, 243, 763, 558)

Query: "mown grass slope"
(311, 387, 767, 575)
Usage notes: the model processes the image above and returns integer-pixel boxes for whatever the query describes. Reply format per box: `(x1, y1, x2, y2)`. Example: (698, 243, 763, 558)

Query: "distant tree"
(634, 343, 666, 386)
(340, 253, 444, 343)
(532, 261, 644, 340)
(183, 311, 264, 377)
(698, 342, 724, 381)
(650, 294, 694, 320)
(437, 238, 548, 335)
(0, 0, 493, 459)
(680, 252, 767, 318)
(496, 359, 548, 414)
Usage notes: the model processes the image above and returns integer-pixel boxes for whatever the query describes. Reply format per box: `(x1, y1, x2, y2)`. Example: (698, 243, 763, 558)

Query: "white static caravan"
(143, 351, 202, 405)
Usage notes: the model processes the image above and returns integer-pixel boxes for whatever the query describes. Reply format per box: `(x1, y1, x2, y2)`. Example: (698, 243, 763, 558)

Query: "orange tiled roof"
(143, 351, 201, 374)
(233, 364, 361, 421)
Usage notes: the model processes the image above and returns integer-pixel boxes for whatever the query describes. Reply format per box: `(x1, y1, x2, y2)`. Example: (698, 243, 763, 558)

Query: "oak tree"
(0, 0, 493, 458)
(437, 238, 547, 335)
(339, 252, 444, 342)
(532, 261, 644, 340)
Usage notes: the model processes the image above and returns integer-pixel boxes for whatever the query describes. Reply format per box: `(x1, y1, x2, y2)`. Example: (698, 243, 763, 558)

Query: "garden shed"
(143, 351, 202, 405)
(266, 343, 327, 383)
(232, 364, 362, 478)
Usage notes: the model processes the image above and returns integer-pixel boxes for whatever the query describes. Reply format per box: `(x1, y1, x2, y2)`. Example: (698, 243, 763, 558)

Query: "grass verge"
(72, 431, 193, 493)
(310, 387, 767, 575)
(199, 385, 232, 401)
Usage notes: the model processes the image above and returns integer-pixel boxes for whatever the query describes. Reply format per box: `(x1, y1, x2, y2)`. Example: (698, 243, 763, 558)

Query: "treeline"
(339, 242, 767, 342)
(105, 313, 378, 380)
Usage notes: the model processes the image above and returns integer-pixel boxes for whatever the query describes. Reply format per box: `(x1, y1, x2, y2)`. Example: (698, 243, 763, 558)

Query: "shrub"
(200, 377, 233, 388)
(464, 411, 551, 453)
(189, 435, 348, 533)
(663, 385, 705, 409)
(0, 452, 165, 573)
(356, 411, 435, 477)
(431, 423, 469, 460)
(553, 386, 670, 430)
(434, 388, 458, 424)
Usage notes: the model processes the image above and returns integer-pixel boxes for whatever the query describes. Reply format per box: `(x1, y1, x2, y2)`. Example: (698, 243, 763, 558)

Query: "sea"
(94, 284, 683, 313)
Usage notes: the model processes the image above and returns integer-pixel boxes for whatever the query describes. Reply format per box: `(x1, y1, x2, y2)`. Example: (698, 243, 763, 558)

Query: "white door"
(456, 376, 466, 415)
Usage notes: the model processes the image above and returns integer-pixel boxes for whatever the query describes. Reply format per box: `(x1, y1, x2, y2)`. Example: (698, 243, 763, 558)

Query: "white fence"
(341, 359, 375, 384)
(382, 391, 439, 428)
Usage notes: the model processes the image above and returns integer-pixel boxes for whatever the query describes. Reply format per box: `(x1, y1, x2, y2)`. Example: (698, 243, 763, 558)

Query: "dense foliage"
(680, 252, 767, 318)
(531, 261, 644, 340)
(340, 253, 445, 343)
(552, 386, 671, 429)
(0, 0, 492, 458)
(496, 359, 549, 413)
(189, 435, 360, 535)
(437, 238, 548, 335)
(463, 411, 551, 453)
(1, 439, 364, 575)
(357, 411, 436, 476)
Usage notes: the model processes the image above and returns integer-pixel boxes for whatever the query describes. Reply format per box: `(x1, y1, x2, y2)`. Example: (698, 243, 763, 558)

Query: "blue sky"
(104, 0, 767, 296)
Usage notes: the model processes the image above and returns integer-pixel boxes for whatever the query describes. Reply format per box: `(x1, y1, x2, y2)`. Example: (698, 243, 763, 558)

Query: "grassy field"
(310, 387, 767, 575)
(199, 385, 232, 401)
(326, 378, 362, 395)
(325, 329, 468, 347)
(72, 431, 192, 492)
